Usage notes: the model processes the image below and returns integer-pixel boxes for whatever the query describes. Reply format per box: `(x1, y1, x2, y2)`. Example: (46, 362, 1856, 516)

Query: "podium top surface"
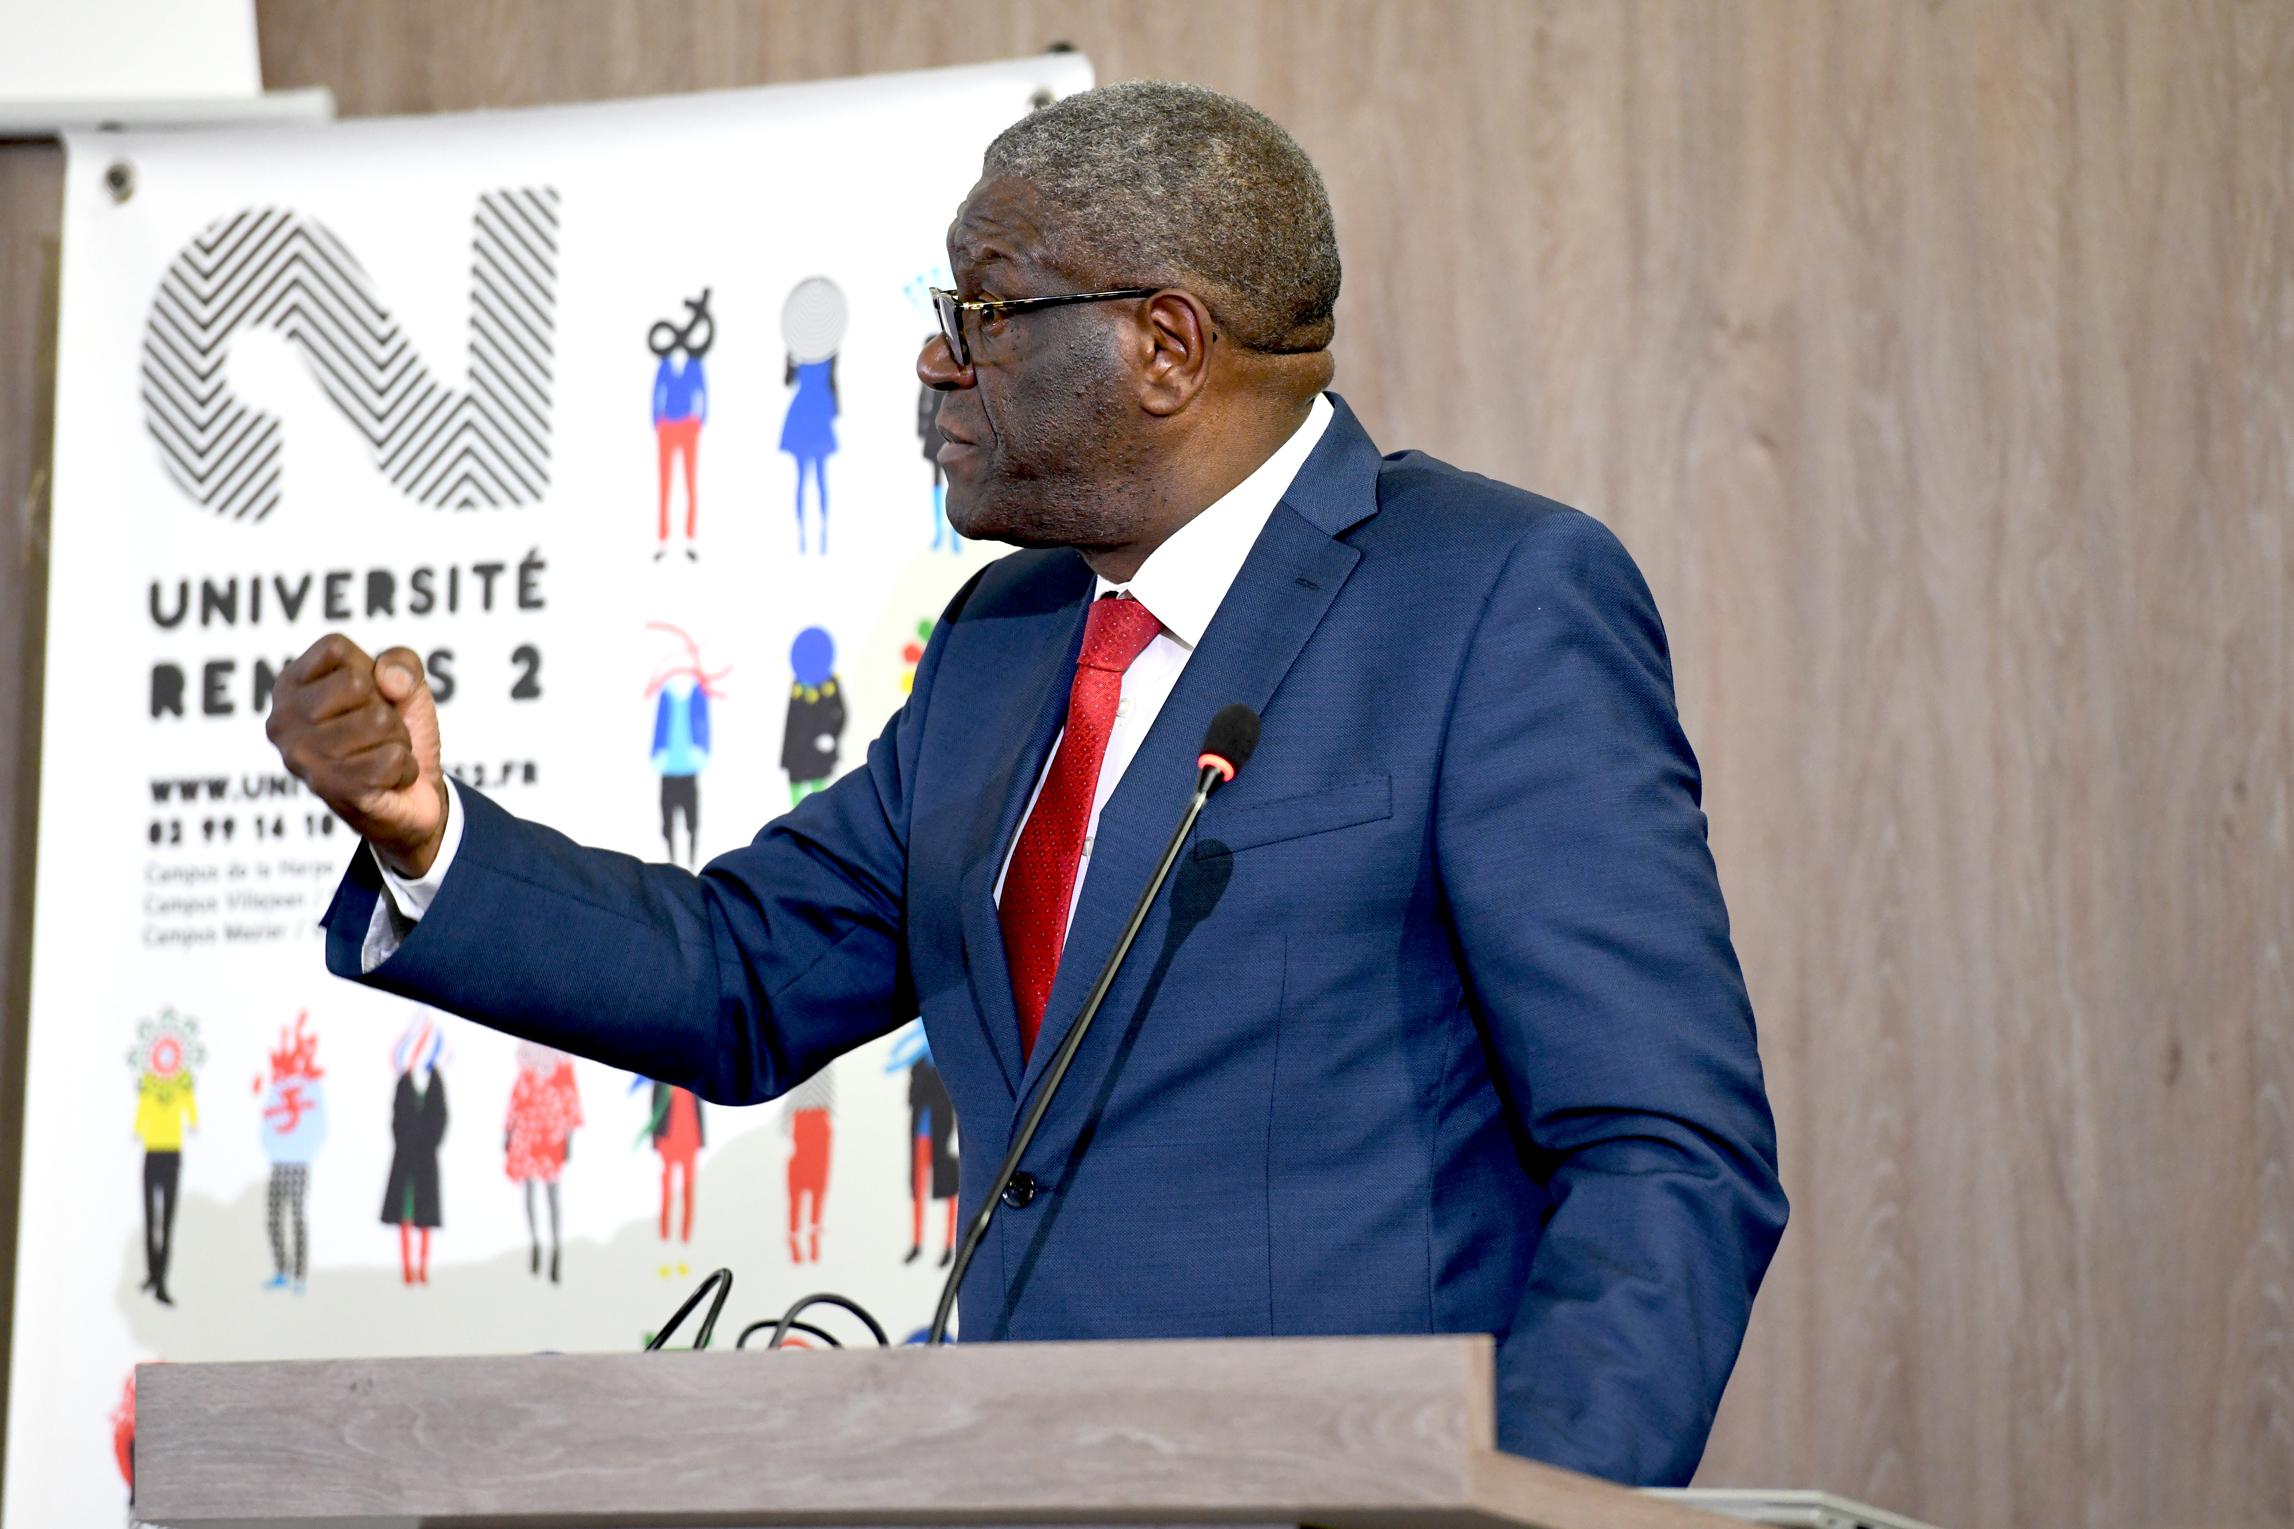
(133, 1334, 1731, 1529)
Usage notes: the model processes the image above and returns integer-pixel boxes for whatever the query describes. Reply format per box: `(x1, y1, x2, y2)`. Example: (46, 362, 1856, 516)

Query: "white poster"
(14, 52, 1092, 1523)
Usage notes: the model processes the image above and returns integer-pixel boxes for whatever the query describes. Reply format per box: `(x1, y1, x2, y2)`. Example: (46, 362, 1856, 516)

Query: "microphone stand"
(926, 760, 1229, 1345)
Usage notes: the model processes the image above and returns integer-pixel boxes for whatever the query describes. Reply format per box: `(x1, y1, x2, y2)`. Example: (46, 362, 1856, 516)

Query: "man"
(266, 81, 1785, 1485)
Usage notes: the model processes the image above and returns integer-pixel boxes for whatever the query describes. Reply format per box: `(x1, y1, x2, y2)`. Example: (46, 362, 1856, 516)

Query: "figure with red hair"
(644, 621, 730, 868)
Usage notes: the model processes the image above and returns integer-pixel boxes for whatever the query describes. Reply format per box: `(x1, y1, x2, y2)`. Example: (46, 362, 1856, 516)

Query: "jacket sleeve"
(1433, 508, 1787, 1486)
(319, 576, 976, 1105)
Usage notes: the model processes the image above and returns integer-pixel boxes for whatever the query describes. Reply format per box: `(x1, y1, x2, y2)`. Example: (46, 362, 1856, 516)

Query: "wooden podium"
(132, 1335, 1735, 1528)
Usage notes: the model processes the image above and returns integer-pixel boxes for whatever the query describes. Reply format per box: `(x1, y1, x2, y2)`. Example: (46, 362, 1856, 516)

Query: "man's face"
(921, 176, 1147, 549)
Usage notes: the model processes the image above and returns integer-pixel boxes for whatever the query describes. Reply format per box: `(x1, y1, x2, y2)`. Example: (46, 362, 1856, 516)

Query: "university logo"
(140, 188, 560, 521)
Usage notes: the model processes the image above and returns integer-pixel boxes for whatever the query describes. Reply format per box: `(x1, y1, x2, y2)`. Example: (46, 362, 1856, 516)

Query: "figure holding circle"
(779, 277, 846, 555)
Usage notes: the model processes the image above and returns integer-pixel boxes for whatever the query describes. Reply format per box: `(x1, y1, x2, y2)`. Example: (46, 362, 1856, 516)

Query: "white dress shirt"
(362, 394, 1334, 971)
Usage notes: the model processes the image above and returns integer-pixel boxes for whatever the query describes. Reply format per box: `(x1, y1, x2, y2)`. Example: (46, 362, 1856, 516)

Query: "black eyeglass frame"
(929, 285, 1159, 368)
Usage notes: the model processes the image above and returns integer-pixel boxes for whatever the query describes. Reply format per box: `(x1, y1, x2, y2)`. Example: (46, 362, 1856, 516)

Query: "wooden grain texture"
(0, 136, 61, 1529)
(0, 4, 2274, 1528)
(133, 1337, 1730, 1529)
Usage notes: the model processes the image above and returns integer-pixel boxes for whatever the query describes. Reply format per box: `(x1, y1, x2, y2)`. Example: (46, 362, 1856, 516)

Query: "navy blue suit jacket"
(324, 395, 1786, 1485)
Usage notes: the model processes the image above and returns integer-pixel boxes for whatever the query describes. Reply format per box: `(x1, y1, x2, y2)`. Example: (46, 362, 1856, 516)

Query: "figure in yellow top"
(127, 1009, 204, 1306)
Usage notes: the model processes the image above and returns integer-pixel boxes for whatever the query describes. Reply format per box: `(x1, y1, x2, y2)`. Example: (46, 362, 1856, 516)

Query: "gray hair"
(981, 80, 1341, 354)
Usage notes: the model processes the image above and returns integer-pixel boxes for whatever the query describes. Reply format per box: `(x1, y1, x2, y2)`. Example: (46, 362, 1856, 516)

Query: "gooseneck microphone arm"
(927, 704, 1261, 1345)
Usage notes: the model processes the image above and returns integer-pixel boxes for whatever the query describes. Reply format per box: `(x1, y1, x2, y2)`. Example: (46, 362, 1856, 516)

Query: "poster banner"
(13, 52, 1092, 1522)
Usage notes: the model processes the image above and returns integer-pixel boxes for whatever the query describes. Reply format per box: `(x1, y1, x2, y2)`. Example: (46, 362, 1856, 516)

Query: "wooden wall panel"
(0, 4, 2282, 1526)
(0, 138, 62, 1529)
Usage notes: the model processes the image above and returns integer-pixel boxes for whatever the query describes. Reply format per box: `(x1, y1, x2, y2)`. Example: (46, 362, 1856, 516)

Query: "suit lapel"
(957, 562, 1094, 1098)
(1012, 397, 1386, 1108)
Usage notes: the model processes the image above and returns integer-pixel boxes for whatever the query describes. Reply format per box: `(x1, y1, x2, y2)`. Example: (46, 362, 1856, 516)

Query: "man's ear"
(1136, 291, 1216, 416)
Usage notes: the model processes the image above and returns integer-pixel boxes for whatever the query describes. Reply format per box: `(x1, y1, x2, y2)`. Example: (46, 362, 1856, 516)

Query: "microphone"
(927, 703, 1261, 1344)
(1195, 702, 1260, 791)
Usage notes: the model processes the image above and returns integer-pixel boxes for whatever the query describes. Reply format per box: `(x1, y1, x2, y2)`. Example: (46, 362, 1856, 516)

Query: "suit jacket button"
(1001, 1171, 1039, 1209)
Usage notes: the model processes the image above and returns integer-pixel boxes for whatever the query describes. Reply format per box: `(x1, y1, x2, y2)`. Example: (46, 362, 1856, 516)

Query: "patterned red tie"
(1000, 593, 1165, 1061)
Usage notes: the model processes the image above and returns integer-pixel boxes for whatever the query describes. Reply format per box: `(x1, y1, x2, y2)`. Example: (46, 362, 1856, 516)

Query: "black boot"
(549, 1247, 561, 1284)
(530, 1243, 540, 1277)
(903, 1243, 921, 1265)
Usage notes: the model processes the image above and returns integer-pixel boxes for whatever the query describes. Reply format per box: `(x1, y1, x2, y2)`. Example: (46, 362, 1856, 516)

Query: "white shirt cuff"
(358, 781, 464, 972)
(378, 779, 464, 919)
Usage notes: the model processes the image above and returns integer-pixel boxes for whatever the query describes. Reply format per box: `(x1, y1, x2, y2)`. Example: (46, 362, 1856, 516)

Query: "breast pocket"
(1193, 774, 1393, 859)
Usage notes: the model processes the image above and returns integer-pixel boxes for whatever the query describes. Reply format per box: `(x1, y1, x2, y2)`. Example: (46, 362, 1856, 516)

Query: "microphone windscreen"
(1200, 703, 1261, 776)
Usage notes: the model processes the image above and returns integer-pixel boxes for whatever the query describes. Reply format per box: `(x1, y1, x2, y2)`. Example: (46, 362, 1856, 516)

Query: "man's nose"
(917, 332, 974, 390)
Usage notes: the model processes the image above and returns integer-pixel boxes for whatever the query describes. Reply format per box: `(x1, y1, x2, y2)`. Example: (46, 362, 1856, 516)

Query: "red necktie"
(1000, 593, 1165, 1061)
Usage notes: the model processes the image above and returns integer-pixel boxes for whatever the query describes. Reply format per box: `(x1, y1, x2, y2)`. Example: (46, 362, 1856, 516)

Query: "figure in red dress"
(504, 1041, 581, 1283)
(779, 1063, 834, 1263)
(637, 1078, 704, 1247)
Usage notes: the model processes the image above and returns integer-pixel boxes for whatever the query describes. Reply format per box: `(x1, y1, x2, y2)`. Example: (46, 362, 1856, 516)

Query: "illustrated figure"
(778, 276, 846, 554)
(649, 288, 713, 561)
(779, 1063, 834, 1264)
(255, 1011, 327, 1292)
(505, 1040, 582, 1283)
(380, 1012, 448, 1286)
(645, 620, 730, 867)
(782, 626, 847, 805)
(128, 1008, 204, 1306)
(634, 1077, 705, 1247)
(917, 377, 958, 551)
(887, 1022, 957, 1267)
(109, 1369, 136, 1496)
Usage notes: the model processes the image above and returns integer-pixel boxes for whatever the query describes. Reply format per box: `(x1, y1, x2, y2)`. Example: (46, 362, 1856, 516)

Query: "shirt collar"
(1094, 392, 1336, 648)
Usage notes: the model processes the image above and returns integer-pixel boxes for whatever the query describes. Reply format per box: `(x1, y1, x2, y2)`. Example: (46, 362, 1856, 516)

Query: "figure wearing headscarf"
(127, 1009, 204, 1307)
(782, 626, 846, 806)
(505, 1041, 582, 1283)
(380, 1013, 448, 1285)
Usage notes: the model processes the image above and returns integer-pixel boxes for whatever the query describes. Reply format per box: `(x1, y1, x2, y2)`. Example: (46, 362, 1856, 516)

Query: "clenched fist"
(265, 634, 448, 878)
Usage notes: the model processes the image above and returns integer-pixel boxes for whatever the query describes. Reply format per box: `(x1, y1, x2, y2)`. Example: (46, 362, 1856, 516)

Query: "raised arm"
(271, 585, 971, 1105)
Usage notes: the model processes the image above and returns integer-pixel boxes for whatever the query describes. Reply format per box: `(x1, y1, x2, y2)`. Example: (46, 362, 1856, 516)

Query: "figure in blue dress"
(779, 276, 847, 555)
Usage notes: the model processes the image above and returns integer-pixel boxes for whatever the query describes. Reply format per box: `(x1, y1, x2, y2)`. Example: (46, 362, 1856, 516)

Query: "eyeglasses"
(929, 285, 1158, 368)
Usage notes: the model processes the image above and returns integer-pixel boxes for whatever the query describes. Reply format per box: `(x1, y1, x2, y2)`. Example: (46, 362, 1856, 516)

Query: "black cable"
(735, 1318, 841, 1349)
(644, 1267, 733, 1351)
(767, 1291, 891, 1350)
